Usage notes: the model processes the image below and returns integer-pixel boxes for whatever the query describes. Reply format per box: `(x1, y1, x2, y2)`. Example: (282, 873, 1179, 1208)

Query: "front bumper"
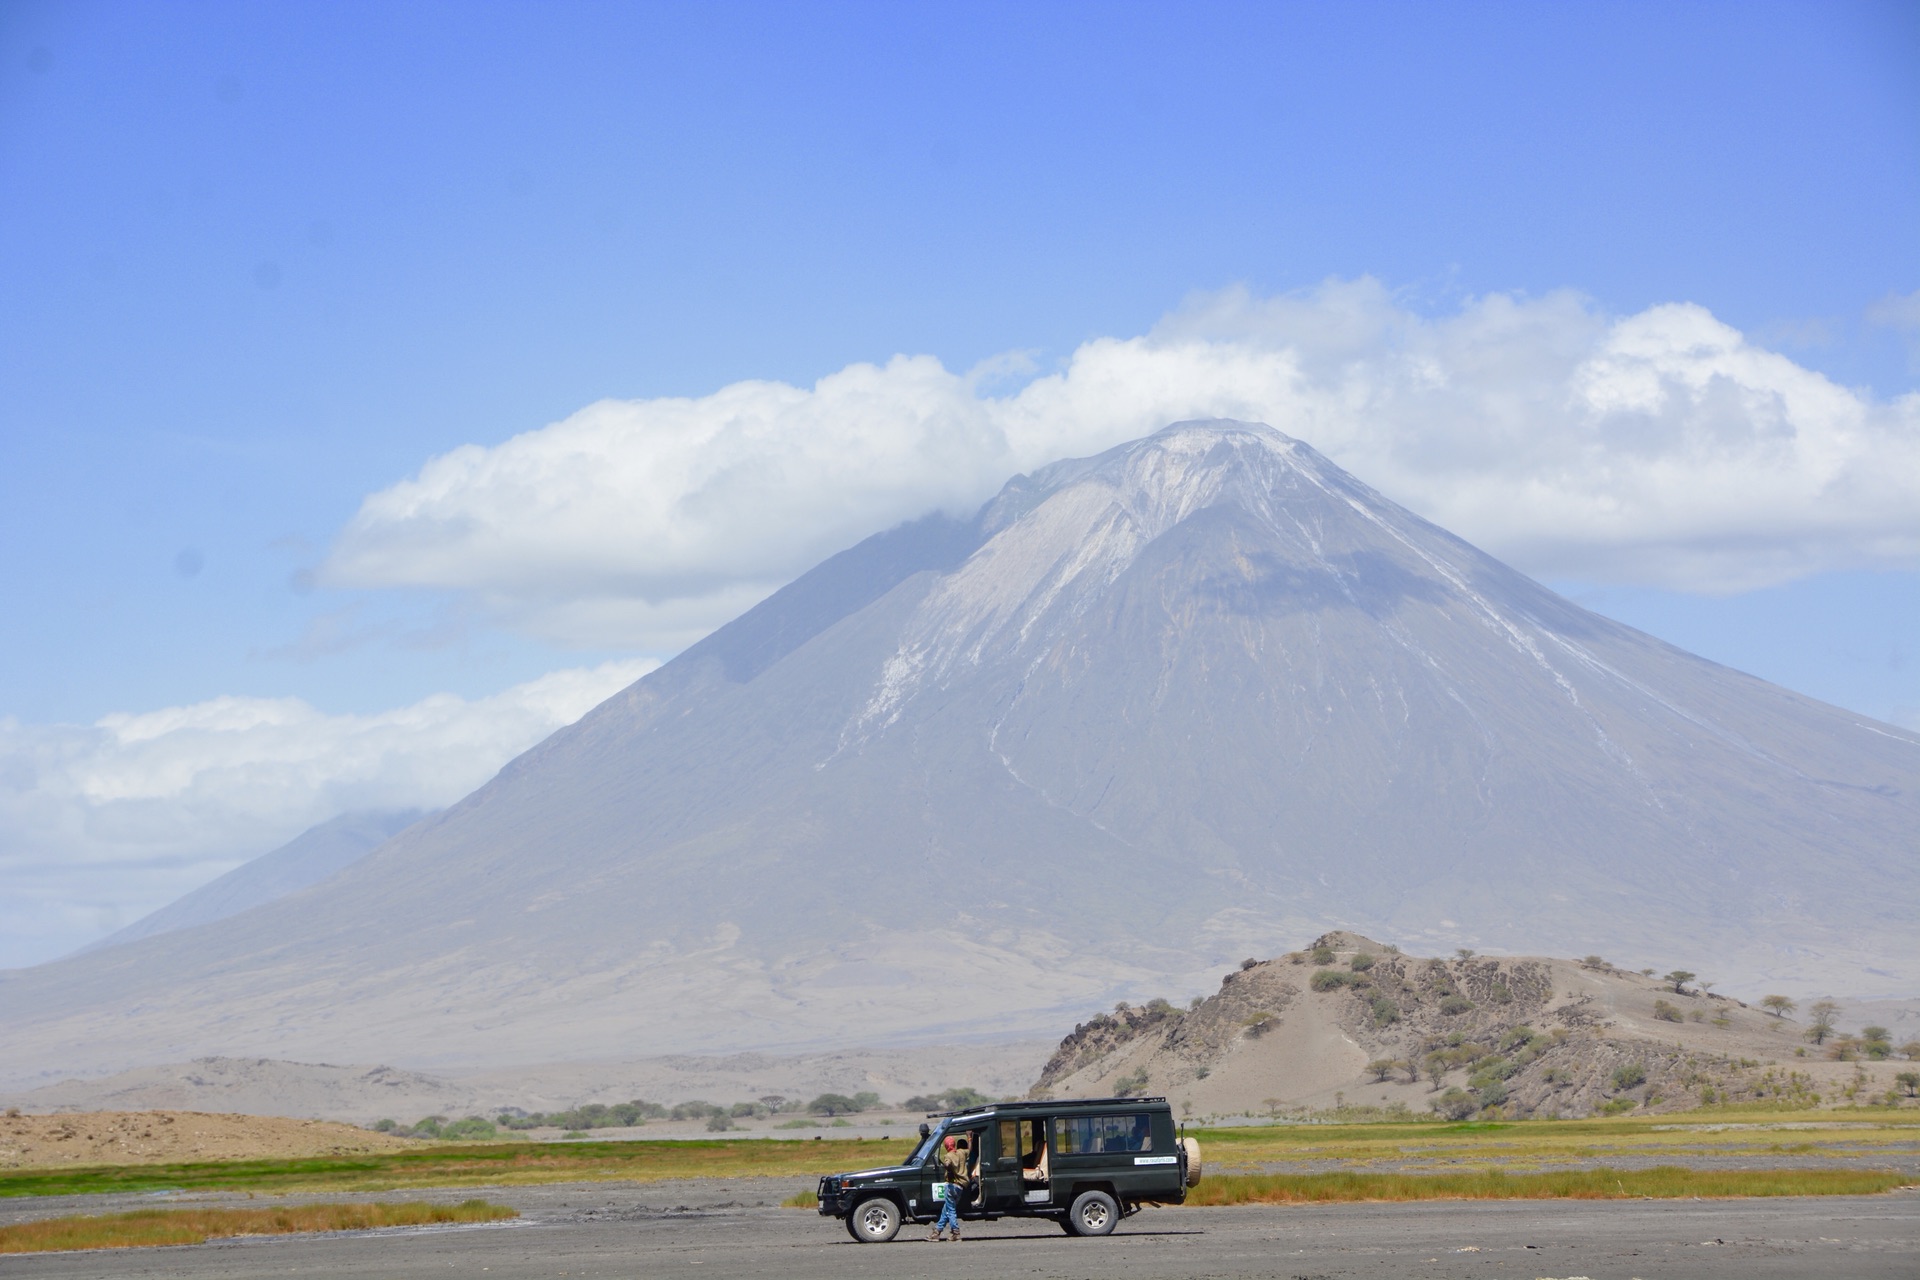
(816, 1177, 844, 1216)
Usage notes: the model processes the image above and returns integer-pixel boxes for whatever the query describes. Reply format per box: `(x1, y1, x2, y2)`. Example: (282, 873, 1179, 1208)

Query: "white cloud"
(0, 659, 654, 968)
(325, 280, 1920, 647)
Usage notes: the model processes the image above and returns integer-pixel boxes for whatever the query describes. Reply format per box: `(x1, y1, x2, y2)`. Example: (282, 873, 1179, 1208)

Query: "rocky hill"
(2, 421, 1913, 1082)
(1035, 933, 1914, 1119)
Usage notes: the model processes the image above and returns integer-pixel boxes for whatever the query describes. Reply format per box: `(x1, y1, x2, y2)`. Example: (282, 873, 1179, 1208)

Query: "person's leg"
(931, 1188, 958, 1239)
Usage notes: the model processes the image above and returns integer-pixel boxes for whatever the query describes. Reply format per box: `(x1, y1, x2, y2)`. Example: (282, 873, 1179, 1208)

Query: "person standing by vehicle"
(929, 1133, 969, 1241)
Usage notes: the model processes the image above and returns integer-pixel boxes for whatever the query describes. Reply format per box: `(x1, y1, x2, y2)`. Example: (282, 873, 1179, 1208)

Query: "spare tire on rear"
(1180, 1136, 1203, 1186)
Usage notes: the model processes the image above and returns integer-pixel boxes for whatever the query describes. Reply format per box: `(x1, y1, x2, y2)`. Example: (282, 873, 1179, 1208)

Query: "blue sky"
(1, 0, 1916, 964)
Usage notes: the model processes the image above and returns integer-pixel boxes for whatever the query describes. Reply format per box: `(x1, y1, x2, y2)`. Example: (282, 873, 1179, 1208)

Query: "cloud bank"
(0, 659, 653, 968)
(326, 279, 1920, 649)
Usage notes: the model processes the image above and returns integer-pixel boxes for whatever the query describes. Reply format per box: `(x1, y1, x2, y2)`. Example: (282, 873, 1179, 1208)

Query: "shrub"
(1598, 1097, 1636, 1115)
(1311, 945, 1336, 965)
(806, 1093, 872, 1116)
(1367, 1058, 1398, 1082)
(1498, 1026, 1536, 1052)
(1311, 969, 1356, 992)
(371, 1119, 397, 1133)
(1489, 983, 1513, 1005)
(1349, 953, 1375, 972)
(1896, 1071, 1919, 1098)
(902, 1087, 992, 1112)
(1432, 1087, 1478, 1120)
(705, 1114, 734, 1132)
(1369, 995, 1400, 1026)
(1653, 999, 1683, 1023)
(1241, 957, 1260, 970)
(1474, 1080, 1508, 1109)
(1113, 1069, 1150, 1096)
(1610, 1064, 1647, 1091)
(1242, 1011, 1278, 1037)
(1439, 995, 1473, 1015)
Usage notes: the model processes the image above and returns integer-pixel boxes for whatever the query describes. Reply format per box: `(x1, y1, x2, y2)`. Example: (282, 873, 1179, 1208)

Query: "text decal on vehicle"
(1133, 1156, 1178, 1165)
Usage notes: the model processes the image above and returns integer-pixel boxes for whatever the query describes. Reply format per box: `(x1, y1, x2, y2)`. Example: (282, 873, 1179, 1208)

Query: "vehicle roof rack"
(926, 1096, 1168, 1117)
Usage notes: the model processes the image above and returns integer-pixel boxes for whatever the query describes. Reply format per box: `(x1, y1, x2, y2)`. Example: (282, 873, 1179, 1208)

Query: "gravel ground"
(0, 1179, 1916, 1279)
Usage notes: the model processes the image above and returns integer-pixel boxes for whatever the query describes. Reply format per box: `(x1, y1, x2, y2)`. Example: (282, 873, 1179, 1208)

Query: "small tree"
(1896, 1071, 1920, 1098)
(1901, 1041, 1920, 1062)
(1368, 1058, 1397, 1082)
(1455, 948, 1476, 961)
(1862, 1026, 1893, 1060)
(1806, 1000, 1840, 1046)
(1760, 994, 1796, 1019)
(1652, 999, 1683, 1023)
(1664, 970, 1696, 995)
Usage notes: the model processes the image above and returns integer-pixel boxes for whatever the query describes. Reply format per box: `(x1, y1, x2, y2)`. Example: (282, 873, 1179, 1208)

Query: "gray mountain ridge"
(2, 421, 1914, 1083)
(72, 810, 429, 958)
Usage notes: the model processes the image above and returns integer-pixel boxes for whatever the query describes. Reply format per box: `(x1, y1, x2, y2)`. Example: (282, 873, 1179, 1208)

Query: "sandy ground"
(0, 1110, 413, 1169)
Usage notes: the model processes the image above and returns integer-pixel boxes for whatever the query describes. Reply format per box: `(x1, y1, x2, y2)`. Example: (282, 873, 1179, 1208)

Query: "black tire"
(1066, 1189, 1119, 1237)
(1057, 1214, 1077, 1235)
(847, 1197, 901, 1243)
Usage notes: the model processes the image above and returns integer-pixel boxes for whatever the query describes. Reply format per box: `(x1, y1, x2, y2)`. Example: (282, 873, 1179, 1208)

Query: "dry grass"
(0, 1198, 515, 1254)
(1185, 1167, 1912, 1205)
(781, 1188, 819, 1208)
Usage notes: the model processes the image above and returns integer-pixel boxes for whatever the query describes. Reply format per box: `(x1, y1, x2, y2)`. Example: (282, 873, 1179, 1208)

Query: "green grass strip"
(0, 1198, 515, 1254)
(1185, 1166, 1912, 1205)
(0, 1137, 911, 1200)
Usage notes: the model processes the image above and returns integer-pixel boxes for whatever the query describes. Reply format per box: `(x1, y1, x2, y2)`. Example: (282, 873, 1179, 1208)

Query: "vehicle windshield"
(907, 1118, 949, 1164)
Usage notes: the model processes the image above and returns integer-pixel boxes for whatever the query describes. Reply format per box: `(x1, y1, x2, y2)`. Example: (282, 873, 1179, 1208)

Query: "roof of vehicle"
(928, 1096, 1169, 1119)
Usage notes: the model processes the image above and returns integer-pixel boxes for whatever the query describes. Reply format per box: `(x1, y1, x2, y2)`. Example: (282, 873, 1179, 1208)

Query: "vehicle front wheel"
(846, 1197, 901, 1243)
(1066, 1189, 1118, 1237)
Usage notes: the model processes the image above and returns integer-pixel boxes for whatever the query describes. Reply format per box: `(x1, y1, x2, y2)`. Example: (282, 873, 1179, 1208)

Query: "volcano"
(5, 422, 1914, 1079)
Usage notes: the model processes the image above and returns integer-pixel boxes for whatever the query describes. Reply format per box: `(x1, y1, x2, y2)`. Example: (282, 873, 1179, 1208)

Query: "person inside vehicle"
(1022, 1126, 1049, 1184)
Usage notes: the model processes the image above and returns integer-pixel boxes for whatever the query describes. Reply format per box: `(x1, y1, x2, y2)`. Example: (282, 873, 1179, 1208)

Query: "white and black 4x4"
(816, 1096, 1201, 1243)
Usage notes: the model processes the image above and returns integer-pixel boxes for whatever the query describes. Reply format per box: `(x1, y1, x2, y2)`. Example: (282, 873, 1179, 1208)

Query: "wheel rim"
(859, 1202, 892, 1236)
(1081, 1202, 1110, 1230)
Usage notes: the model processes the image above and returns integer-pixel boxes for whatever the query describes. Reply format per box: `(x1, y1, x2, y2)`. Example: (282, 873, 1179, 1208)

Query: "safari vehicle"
(816, 1096, 1201, 1242)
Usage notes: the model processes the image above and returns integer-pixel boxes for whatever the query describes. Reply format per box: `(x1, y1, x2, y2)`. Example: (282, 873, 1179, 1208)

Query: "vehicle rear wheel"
(1066, 1189, 1118, 1237)
(847, 1197, 901, 1243)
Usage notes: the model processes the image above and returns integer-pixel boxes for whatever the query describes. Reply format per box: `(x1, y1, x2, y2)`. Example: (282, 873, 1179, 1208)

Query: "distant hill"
(73, 810, 427, 957)
(1034, 933, 1908, 1119)
(2, 421, 1914, 1083)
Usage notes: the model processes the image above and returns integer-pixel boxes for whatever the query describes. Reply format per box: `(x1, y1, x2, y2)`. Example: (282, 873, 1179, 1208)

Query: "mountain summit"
(5, 422, 1915, 1078)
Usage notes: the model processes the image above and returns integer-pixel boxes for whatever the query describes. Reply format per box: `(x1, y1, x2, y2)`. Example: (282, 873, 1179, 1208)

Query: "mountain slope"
(3, 421, 1914, 1081)
(74, 810, 427, 957)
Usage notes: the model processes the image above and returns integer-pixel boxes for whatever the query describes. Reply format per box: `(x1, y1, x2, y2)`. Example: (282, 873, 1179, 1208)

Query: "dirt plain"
(0, 1110, 413, 1169)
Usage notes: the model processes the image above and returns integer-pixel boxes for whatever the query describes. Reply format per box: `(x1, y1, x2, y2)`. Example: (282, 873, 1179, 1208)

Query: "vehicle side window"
(1052, 1113, 1153, 1154)
(997, 1119, 1019, 1162)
